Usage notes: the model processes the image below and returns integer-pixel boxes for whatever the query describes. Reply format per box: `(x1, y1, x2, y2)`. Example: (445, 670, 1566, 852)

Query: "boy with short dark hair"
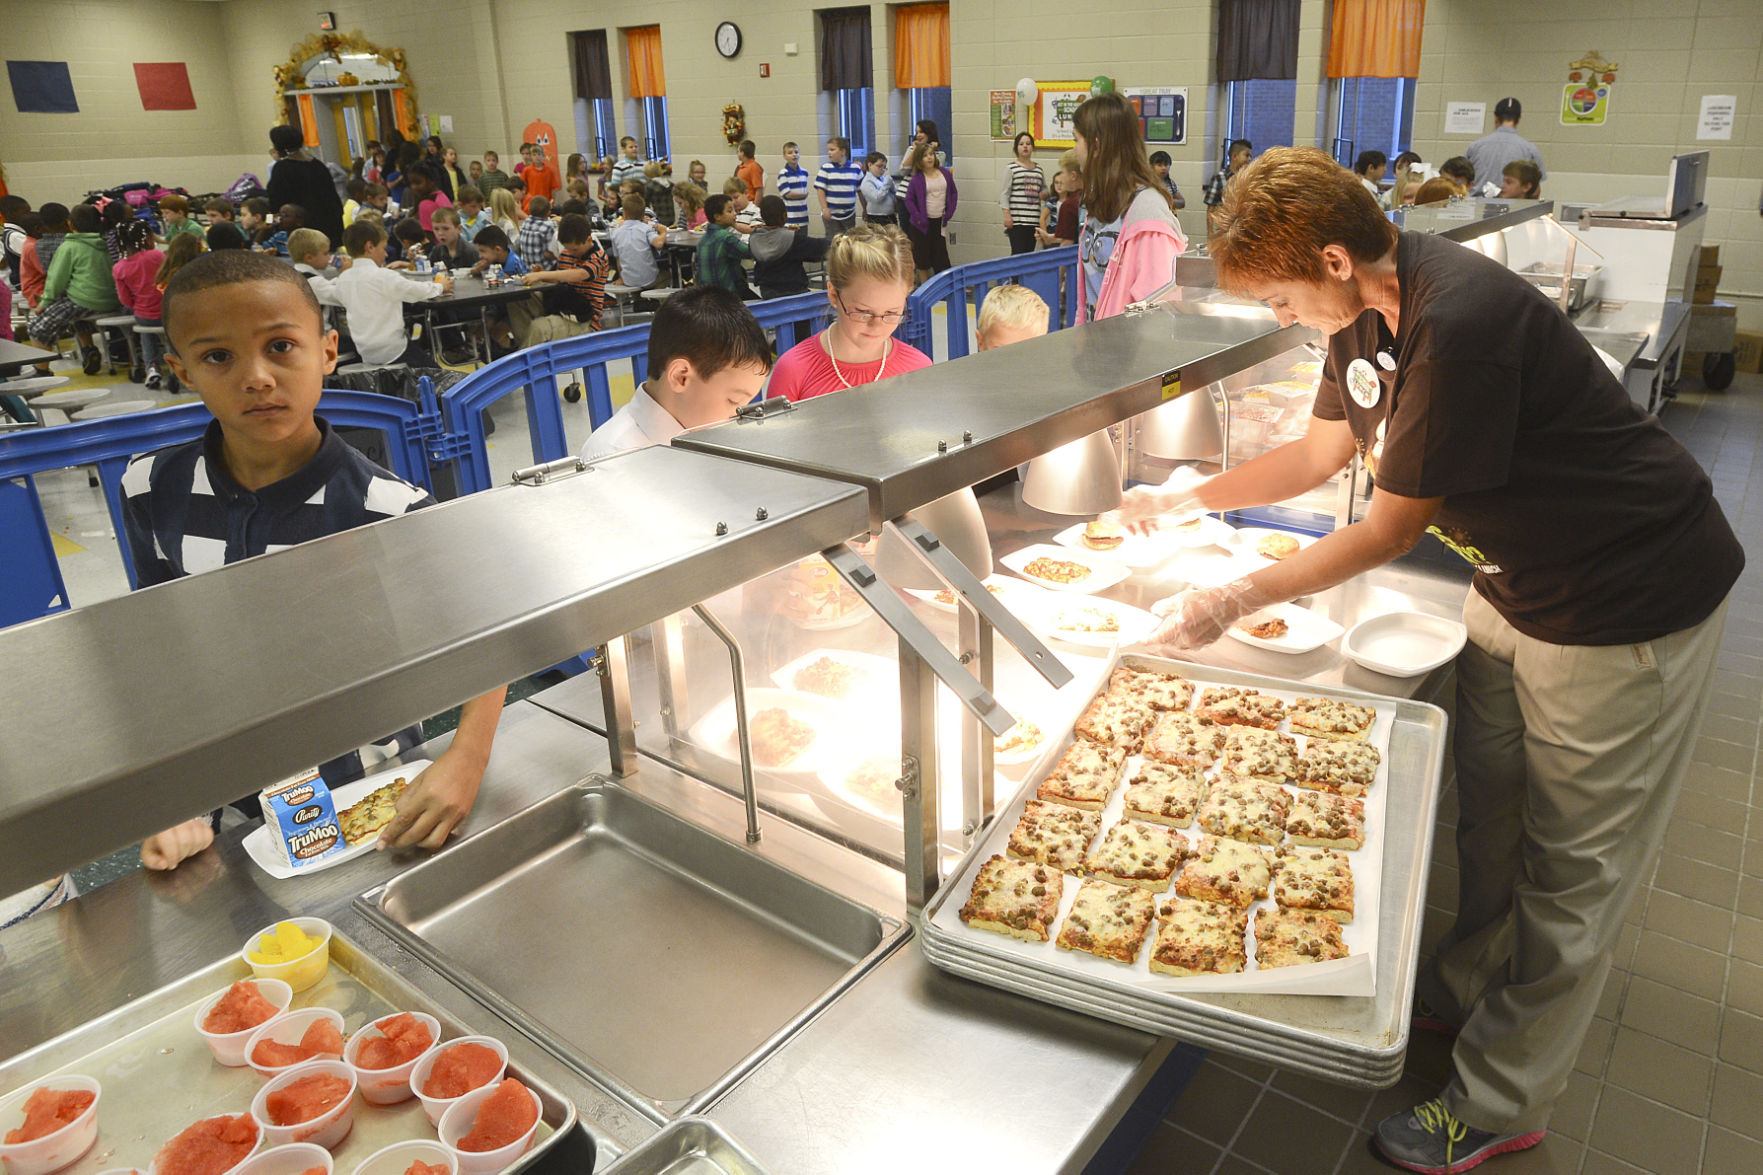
(332, 219, 450, 367)
(427, 207, 478, 270)
(609, 135, 646, 189)
(478, 150, 510, 196)
(610, 193, 668, 290)
(520, 145, 560, 211)
(515, 195, 560, 271)
(582, 284, 772, 459)
(159, 194, 205, 242)
(695, 194, 753, 299)
(1204, 139, 1251, 234)
(1148, 150, 1185, 211)
(203, 197, 236, 224)
(465, 225, 533, 352)
(518, 213, 610, 330)
(454, 186, 491, 241)
(124, 251, 505, 868)
(736, 139, 764, 201)
(1353, 150, 1389, 198)
(721, 177, 761, 234)
(777, 141, 810, 230)
(240, 197, 274, 247)
(388, 216, 427, 267)
(264, 204, 305, 257)
(750, 195, 829, 300)
(27, 202, 120, 372)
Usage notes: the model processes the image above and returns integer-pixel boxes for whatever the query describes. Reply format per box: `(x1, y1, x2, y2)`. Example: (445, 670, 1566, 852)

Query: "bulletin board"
(1124, 86, 1187, 144)
(1029, 81, 1095, 149)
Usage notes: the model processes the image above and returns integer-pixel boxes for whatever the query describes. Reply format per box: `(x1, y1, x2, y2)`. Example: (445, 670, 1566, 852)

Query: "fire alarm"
(759, 63, 770, 78)
(318, 11, 336, 30)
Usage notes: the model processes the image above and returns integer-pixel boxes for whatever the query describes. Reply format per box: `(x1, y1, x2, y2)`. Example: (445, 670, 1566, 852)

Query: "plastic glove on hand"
(1142, 578, 1261, 653)
(1106, 466, 1210, 535)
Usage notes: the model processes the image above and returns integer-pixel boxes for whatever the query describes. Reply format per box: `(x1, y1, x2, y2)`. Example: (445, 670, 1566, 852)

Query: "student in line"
(902, 139, 958, 283)
(1000, 132, 1046, 255)
(859, 152, 897, 225)
(975, 281, 1051, 353)
(766, 223, 930, 402)
(777, 141, 811, 230)
(736, 140, 765, 201)
(1072, 91, 1186, 323)
(813, 137, 864, 237)
(581, 285, 772, 460)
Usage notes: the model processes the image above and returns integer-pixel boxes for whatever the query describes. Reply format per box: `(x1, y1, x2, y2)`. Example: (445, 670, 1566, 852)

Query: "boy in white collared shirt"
(581, 286, 771, 460)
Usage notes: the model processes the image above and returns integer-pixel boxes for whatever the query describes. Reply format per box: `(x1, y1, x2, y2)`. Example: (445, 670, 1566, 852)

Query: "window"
(1224, 78, 1297, 155)
(569, 30, 616, 161)
(834, 88, 875, 158)
(817, 7, 874, 157)
(573, 98, 616, 162)
(1330, 76, 1415, 168)
(641, 96, 670, 160)
(905, 87, 951, 163)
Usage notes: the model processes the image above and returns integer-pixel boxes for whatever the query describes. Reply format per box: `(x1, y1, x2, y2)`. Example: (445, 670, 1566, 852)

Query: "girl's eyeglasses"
(836, 295, 909, 325)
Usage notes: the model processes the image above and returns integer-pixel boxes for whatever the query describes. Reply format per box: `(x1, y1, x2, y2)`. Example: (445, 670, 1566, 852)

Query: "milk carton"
(259, 767, 345, 869)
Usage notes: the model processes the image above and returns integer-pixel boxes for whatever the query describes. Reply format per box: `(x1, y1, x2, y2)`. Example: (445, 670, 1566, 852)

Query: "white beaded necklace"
(823, 325, 891, 390)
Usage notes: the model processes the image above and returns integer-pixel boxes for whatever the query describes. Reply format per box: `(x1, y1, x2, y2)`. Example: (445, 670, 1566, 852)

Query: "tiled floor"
(1128, 370, 1763, 1173)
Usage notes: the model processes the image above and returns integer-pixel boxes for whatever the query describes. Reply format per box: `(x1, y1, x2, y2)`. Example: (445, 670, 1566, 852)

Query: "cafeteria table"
(0, 338, 55, 376)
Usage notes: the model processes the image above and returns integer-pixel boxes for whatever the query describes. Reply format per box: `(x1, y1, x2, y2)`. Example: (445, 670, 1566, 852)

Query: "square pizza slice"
(1006, 800, 1103, 874)
(1143, 711, 1227, 768)
(1222, 725, 1300, 785)
(1285, 790, 1367, 850)
(1084, 819, 1190, 889)
(1149, 897, 1249, 977)
(1254, 907, 1350, 969)
(1122, 762, 1209, 828)
(1106, 666, 1195, 712)
(1196, 777, 1292, 846)
(1295, 740, 1382, 796)
(1196, 686, 1286, 730)
(959, 854, 1063, 942)
(1288, 696, 1377, 742)
(1174, 836, 1273, 907)
(1055, 878, 1157, 963)
(1273, 846, 1355, 922)
(1036, 740, 1130, 811)
(1074, 693, 1158, 752)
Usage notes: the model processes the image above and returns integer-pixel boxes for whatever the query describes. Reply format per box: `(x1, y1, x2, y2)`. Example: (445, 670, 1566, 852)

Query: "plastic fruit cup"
(342, 1012, 440, 1106)
(0, 1075, 101, 1175)
(241, 918, 332, 994)
(349, 1139, 458, 1175)
(230, 1142, 332, 1175)
(194, 979, 295, 1067)
(250, 1060, 357, 1151)
(243, 1007, 347, 1079)
(145, 1115, 261, 1175)
(437, 1083, 542, 1175)
(408, 1037, 509, 1127)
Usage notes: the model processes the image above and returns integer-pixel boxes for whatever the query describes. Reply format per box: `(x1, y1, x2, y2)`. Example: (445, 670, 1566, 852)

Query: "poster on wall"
(1697, 94, 1736, 141)
(1030, 81, 1094, 148)
(134, 62, 195, 111)
(989, 89, 1018, 140)
(1443, 101, 1484, 135)
(1560, 81, 1610, 126)
(1124, 87, 1186, 144)
(7, 60, 77, 113)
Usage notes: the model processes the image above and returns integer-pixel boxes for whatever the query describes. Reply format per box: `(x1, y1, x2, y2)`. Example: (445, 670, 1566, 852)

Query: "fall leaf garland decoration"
(722, 103, 746, 147)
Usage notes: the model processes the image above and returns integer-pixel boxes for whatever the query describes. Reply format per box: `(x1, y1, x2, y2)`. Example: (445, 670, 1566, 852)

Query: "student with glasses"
(1072, 92, 1186, 323)
(766, 223, 932, 403)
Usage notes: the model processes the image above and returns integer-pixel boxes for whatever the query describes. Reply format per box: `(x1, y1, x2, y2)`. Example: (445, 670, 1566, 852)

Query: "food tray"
(0, 931, 577, 1175)
(242, 761, 432, 880)
(601, 1117, 774, 1175)
(918, 653, 1447, 1088)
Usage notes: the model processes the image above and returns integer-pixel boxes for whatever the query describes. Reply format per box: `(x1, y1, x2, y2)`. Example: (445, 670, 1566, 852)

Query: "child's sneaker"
(145, 366, 162, 390)
(82, 345, 103, 375)
(1374, 1099, 1545, 1173)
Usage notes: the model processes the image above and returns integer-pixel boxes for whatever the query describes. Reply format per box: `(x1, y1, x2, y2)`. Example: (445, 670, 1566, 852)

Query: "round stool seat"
(34, 388, 110, 411)
(135, 324, 167, 334)
(639, 288, 678, 303)
(73, 399, 155, 420)
(94, 315, 136, 328)
(0, 375, 71, 398)
(336, 361, 405, 374)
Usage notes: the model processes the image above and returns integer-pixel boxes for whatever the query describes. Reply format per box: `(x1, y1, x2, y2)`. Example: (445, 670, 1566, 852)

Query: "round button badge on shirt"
(1347, 357, 1382, 408)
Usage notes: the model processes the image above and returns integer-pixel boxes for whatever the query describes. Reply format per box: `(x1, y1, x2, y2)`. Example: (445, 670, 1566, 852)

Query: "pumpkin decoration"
(722, 102, 745, 147)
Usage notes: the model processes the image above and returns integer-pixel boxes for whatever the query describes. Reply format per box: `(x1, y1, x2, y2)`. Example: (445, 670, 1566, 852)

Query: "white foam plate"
(1341, 611, 1468, 677)
(242, 760, 431, 880)
(770, 649, 898, 702)
(1232, 527, 1320, 562)
(999, 543, 1131, 594)
(904, 574, 1038, 614)
(1225, 602, 1345, 654)
(1025, 593, 1161, 650)
(1146, 512, 1238, 550)
(686, 687, 851, 782)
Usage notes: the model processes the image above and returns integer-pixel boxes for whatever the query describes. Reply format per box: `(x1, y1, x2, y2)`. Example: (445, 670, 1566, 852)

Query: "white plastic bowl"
(230, 1142, 332, 1175)
(349, 1139, 458, 1175)
(249, 1060, 357, 1150)
(0, 1075, 101, 1175)
(342, 1012, 440, 1106)
(241, 919, 332, 994)
(243, 1007, 346, 1079)
(1341, 611, 1469, 678)
(146, 1114, 261, 1175)
(437, 1082, 541, 1175)
(408, 1037, 509, 1127)
(194, 979, 295, 1067)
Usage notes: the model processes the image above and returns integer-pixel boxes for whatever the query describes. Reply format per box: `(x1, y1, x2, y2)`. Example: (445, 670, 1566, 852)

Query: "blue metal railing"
(900, 245, 1080, 361)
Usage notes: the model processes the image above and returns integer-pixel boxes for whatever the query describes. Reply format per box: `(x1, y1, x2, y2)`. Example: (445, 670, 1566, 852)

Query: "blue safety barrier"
(900, 245, 1080, 362)
(0, 387, 442, 627)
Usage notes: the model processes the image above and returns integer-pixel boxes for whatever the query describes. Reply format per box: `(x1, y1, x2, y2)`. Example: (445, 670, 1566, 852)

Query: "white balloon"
(1016, 77, 1037, 104)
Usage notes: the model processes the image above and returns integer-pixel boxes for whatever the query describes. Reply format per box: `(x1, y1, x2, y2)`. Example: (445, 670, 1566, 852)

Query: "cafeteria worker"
(1115, 147, 1742, 1175)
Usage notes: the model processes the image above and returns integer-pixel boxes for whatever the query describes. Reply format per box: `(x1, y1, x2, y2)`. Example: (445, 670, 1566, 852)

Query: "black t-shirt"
(1314, 231, 1743, 645)
(266, 157, 348, 248)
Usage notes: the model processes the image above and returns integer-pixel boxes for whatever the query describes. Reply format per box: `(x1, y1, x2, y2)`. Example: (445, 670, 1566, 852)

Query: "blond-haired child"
(976, 283, 1050, 351)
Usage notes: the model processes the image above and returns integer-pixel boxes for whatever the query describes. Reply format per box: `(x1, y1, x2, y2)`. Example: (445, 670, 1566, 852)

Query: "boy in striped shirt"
(813, 137, 864, 238)
(519, 213, 611, 330)
(777, 142, 811, 230)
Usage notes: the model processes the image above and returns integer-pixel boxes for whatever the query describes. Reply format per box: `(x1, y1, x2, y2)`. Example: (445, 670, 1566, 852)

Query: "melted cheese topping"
(1177, 836, 1273, 905)
(1297, 741, 1382, 790)
(1198, 778, 1291, 843)
(1123, 763, 1208, 824)
(1223, 726, 1299, 780)
(1008, 801, 1102, 871)
(1057, 879, 1156, 960)
(1107, 667, 1194, 712)
(1286, 791, 1366, 845)
(1087, 819, 1187, 881)
(1290, 696, 1376, 736)
(1150, 899, 1248, 975)
(1254, 907, 1349, 967)
(1145, 712, 1226, 765)
(1198, 686, 1286, 726)
(960, 854, 1063, 937)
(1274, 848, 1355, 916)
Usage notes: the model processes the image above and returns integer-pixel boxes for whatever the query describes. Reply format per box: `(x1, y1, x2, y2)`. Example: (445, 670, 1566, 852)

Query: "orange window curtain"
(894, 3, 950, 90)
(626, 26, 666, 98)
(1327, 0, 1425, 78)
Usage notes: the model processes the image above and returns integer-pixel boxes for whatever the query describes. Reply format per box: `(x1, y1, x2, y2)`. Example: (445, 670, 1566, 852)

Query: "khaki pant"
(1426, 589, 1730, 1134)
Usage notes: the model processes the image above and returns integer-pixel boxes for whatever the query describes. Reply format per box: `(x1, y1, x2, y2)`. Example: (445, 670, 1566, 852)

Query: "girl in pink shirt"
(767, 223, 932, 403)
(111, 220, 167, 386)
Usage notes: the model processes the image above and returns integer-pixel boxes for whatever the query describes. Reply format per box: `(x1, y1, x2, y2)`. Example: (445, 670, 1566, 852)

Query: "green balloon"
(1090, 75, 1114, 95)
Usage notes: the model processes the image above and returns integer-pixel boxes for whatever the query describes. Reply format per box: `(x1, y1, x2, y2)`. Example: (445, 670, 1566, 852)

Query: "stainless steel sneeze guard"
(0, 445, 869, 894)
(356, 779, 906, 1125)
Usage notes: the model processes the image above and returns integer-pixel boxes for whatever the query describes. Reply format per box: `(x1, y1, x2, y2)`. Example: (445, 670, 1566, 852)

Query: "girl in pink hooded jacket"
(1070, 93, 1187, 323)
(111, 219, 168, 386)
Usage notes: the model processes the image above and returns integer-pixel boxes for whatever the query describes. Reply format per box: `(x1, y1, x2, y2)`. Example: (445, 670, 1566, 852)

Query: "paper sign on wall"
(7, 60, 77, 113)
(134, 62, 195, 111)
(1697, 95, 1736, 141)
(989, 90, 1018, 140)
(1029, 81, 1093, 149)
(1124, 87, 1187, 144)
(439, 114, 453, 133)
(1443, 102, 1484, 135)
